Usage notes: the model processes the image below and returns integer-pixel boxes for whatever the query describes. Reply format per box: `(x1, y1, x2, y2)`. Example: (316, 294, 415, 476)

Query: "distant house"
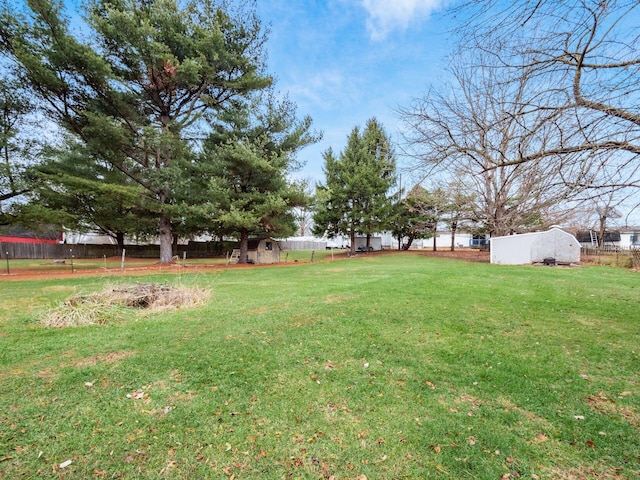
(617, 227, 640, 248)
(231, 238, 281, 264)
(408, 232, 475, 250)
(490, 227, 580, 265)
(62, 231, 117, 245)
(378, 231, 475, 250)
(575, 230, 621, 247)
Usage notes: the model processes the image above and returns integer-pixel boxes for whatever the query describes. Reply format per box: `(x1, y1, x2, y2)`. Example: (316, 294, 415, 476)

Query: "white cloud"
(359, 0, 445, 40)
(285, 69, 362, 112)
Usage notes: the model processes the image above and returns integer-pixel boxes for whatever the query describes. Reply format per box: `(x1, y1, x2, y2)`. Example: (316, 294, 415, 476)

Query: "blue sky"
(255, 0, 454, 184)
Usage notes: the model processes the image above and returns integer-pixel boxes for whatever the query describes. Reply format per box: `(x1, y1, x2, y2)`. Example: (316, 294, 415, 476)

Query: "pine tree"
(358, 118, 396, 250)
(313, 118, 396, 255)
(391, 185, 438, 250)
(0, 78, 33, 224)
(26, 142, 155, 251)
(200, 93, 319, 263)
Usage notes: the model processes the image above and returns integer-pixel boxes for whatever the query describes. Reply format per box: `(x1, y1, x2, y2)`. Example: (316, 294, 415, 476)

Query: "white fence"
(279, 240, 327, 251)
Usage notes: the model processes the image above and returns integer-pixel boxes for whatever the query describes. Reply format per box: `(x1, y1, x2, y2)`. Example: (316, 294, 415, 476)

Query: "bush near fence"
(581, 246, 640, 269)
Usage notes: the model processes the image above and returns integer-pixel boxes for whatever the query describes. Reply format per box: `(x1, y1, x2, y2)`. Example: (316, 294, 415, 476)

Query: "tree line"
(0, 0, 475, 262)
(1, 0, 638, 261)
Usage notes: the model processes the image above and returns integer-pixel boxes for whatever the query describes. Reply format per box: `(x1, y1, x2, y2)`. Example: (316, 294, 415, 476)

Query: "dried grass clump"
(101, 284, 210, 310)
(42, 284, 211, 327)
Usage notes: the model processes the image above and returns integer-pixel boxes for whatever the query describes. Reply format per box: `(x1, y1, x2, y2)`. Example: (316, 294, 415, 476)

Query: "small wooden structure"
(230, 238, 281, 265)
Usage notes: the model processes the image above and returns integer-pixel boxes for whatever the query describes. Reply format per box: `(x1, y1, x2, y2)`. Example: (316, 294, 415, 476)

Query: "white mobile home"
(619, 227, 640, 248)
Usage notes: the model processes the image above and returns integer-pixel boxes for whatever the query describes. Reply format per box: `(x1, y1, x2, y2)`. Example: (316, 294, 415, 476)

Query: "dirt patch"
(587, 391, 639, 428)
(73, 350, 135, 367)
(245, 305, 269, 315)
(498, 398, 553, 427)
(324, 295, 348, 304)
(544, 465, 627, 479)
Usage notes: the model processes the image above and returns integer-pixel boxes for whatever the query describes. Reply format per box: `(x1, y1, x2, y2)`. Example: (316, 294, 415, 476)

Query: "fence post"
(70, 249, 74, 273)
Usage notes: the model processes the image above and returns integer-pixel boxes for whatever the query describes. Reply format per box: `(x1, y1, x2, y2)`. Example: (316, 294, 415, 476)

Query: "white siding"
(619, 231, 640, 248)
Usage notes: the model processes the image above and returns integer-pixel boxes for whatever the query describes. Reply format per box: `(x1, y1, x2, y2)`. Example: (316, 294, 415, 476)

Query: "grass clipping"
(43, 284, 211, 327)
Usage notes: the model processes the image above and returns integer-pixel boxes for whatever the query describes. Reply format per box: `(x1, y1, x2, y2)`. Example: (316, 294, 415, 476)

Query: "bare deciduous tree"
(451, 0, 640, 192)
(400, 55, 580, 236)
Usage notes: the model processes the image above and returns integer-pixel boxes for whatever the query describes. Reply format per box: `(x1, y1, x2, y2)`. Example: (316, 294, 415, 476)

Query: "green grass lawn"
(0, 253, 638, 479)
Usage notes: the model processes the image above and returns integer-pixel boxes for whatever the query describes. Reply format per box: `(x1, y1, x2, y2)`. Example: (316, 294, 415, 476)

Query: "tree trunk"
(239, 229, 249, 264)
(598, 215, 607, 247)
(450, 221, 457, 251)
(158, 215, 174, 263)
(432, 228, 437, 251)
(349, 228, 356, 256)
(403, 234, 415, 250)
(366, 233, 371, 252)
(115, 231, 125, 255)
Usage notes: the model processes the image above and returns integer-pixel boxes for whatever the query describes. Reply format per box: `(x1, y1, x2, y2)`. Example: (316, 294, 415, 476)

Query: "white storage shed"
(490, 227, 580, 265)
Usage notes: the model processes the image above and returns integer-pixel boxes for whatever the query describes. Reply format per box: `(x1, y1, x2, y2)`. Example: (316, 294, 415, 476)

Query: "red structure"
(0, 235, 60, 244)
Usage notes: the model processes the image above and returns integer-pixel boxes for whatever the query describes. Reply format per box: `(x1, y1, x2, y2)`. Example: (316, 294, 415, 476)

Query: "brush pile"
(43, 283, 210, 327)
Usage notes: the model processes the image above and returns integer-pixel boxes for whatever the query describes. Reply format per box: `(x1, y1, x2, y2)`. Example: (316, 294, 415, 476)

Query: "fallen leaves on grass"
(532, 433, 549, 444)
(126, 390, 145, 400)
(42, 283, 211, 327)
(587, 391, 640, 428)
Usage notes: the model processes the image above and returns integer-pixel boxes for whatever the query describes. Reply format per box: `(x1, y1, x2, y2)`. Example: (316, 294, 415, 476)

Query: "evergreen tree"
(200, 93, 319, 263)
(313, 118, 396, 255)
(0, 78, 34, 225)
(0, 0, 271, 262)
(358, 118, 396, 249)
(25, 141, 155, 251)
(391, 185, 438, 250)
